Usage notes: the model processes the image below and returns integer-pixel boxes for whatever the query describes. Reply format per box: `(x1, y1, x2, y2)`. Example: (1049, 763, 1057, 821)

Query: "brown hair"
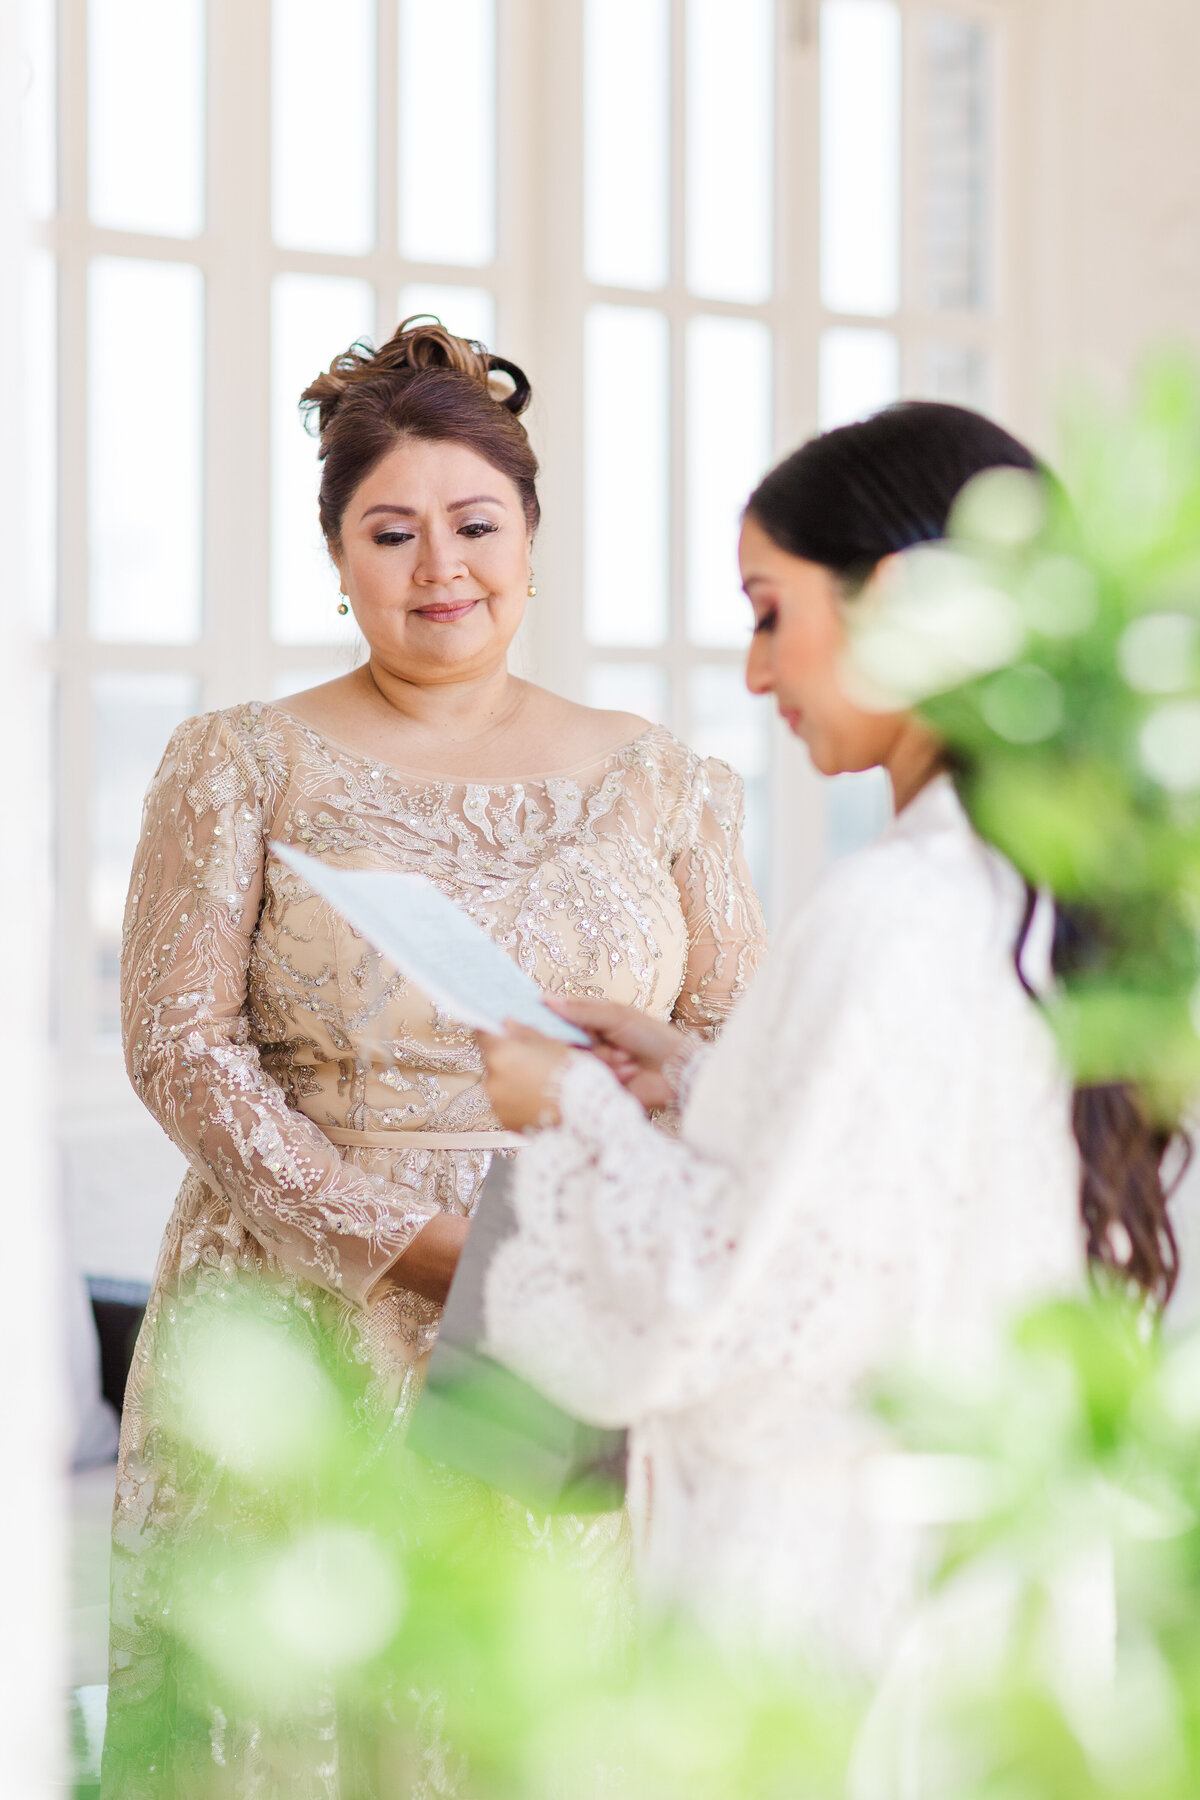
(299, 316, 540, 550)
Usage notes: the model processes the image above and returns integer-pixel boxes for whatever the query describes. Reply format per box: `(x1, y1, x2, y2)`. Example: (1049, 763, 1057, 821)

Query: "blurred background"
(7, 0, 1200, 1785)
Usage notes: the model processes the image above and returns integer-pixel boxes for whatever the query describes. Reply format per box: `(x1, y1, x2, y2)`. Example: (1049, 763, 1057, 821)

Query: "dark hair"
(747, 401, 1181, 1308)
(300, 316, 540, 550)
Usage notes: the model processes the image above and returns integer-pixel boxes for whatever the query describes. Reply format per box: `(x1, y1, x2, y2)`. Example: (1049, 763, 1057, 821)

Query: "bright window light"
(585, 306, 670, 648)
(272, 0, 375, 255)
(820, 0, 902, 317)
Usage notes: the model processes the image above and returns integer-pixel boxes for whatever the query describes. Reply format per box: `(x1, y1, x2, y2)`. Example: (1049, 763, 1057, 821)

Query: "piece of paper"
(272, 844, 590, 1045)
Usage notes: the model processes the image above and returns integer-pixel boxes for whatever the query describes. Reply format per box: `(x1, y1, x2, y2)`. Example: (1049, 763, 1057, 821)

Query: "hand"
(391, 1213, 470, 1305)
(545, 997, 691, 1114)
(476, 1023, 574, 1132)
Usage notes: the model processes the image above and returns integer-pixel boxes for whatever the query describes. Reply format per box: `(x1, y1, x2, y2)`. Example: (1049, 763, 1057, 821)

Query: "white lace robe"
(485, 777, 1084, 1670)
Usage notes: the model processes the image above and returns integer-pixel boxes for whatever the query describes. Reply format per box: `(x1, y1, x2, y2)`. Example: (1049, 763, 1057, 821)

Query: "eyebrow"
(359, 495, 507, 520)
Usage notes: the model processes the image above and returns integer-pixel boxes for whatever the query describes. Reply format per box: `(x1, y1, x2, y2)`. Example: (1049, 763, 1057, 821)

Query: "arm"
(668, 756, 768, 1039)
(121, 712, 440, 1309)
(484, 865, 1057, 1434)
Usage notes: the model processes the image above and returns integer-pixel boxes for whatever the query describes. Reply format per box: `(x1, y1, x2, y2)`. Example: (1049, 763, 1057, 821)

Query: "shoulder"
(785, 788, 1018, 977)
(627, 724, 744, 824)
(156, 702, 291, 810)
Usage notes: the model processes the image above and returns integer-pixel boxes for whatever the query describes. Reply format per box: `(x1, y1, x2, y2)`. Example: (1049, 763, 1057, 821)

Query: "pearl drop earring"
(337, 595, 350, 615)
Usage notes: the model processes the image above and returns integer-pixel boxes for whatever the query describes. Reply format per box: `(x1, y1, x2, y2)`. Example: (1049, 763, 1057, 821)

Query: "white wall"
(1017, 0, 1200, 443)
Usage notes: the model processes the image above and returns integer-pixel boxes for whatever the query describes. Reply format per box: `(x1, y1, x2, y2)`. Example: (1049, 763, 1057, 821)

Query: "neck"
(884, 719, 945, 814)
(361, 655, 523, 745)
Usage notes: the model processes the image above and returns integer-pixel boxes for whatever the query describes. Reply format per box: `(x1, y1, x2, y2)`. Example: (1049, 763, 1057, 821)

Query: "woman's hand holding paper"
(477, 1024, 574, 1131)
(545, 998, 693, 1113)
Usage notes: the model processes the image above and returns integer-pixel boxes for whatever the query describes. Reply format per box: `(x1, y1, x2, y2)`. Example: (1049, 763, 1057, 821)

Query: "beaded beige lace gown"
(101, 701, 765, 1799)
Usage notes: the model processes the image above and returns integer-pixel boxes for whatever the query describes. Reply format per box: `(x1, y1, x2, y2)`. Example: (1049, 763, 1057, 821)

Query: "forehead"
(355, 436, 521, 505)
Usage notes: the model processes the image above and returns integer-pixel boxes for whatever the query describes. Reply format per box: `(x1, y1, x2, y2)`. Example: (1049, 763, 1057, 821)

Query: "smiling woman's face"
(739, 512, 908, 776)
(333, 436, 532, 684)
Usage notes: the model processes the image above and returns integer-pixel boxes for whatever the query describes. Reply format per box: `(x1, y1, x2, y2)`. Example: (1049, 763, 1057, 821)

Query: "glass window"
(26, 249, 56, 640)
(21, 0, 56, 219)
(270, 273, 376, 647)
(398, 0, 496, 267)
(88, 0, 205, 238)
(272, 0, 375, 255)
(88, 258, 204, 643)
(819, 325, 900, 428)
(584, 0, 670, 291)
(584, 306, 670, 649)
(923, 14, 990, 311)
(922, 340, 988, 407)
(820, 0, 902, 318)
(686, 0, 774, 303)
(91, 673, 199, 1039)
(397, 284, 496, 348)
(586, 663, 671, 726)
(686, 316, 772, 649)
(689, 666, 770, 894)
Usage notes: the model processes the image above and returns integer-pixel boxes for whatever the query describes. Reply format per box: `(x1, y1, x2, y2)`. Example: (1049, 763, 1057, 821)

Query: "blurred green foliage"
(852, 356, 1200, 1114)
(87, 1277, 1200, 1798)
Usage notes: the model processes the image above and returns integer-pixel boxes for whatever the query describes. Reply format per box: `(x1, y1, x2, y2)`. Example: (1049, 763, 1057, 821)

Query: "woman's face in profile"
(334, 437, 532, 683)
(739, 513, 906, 777)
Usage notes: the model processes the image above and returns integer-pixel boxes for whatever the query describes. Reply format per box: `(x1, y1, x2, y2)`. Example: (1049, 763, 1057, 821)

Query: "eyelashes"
(752, 608, 778, 635)
(372, 520, 500, 547)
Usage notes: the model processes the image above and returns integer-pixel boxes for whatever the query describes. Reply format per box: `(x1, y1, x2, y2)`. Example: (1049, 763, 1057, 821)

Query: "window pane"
(397, 284, 496, 348)
(273, 0, 375, 254)
(820, 0, 901, 317)
(688, 666, 770, 898)
(585, 306, 669, 648)
(26, 250, 56, 638)
(88, 0, 204, 237)
(686, 0, 774, 303)
(923, 15, 990, 311)
(819, 326, 899, 429)
(828, 767, 892, 859)
(398, 0, 495, 267)
(271, 273, 376, 646)
(585, 0, 669, 290)
(586, 663, 670, 726)
(922, 341, 988, 408)
(687, 317, 772, 649)
(92, 673, 199, 1039)
(89, 258, 203, 642)
(22, 0, 56, 218)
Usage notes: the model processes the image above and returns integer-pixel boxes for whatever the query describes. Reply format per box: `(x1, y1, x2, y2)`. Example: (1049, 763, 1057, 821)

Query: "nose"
(414, 524, 467, 587)
(744, 634, 774, 696)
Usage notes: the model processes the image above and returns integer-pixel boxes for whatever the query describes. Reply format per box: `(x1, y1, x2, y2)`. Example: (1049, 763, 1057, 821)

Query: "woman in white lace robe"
(478, 403, 1179, 1675)
(101, 320, 765, 1798)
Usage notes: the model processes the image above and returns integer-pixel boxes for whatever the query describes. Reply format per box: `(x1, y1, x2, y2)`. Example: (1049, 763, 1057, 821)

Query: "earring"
(337, 596, 350, 615)
(527, 574, 538, 598)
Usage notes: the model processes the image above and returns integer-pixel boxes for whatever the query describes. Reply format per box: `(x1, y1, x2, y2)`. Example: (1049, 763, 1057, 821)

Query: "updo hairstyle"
(300, 316, 540, 551)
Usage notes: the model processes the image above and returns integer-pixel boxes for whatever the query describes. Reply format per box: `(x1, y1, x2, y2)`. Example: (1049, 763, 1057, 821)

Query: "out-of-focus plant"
(88, 1278, 1200, 1800)
(850, 355, 1200, 1115)
(95, 1278, 857, 1799)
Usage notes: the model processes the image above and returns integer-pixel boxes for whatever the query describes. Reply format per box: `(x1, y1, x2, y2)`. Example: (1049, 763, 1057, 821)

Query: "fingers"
(545, 996, 632, 1034)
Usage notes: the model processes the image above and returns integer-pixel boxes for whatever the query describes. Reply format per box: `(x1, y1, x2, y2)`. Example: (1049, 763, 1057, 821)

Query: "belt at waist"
(322, 1124, 526, 1152)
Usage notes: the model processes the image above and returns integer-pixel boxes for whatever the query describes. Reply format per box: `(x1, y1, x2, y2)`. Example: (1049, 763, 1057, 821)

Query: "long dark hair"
(746, 401, 1181, 1307)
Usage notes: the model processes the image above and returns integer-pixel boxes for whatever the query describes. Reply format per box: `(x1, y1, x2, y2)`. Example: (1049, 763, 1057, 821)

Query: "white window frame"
(37, 0, 1028, 1275)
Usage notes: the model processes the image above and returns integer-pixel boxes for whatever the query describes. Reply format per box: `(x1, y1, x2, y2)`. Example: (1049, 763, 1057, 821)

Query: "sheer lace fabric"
(103, 702, 766, 1799)
(485, 776, 1085, 1671)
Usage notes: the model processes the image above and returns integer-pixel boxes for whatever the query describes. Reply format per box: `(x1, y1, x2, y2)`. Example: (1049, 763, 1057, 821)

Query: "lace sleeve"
(121, 711, 439, 1308)
(669, 756, 768, 1038)
(485, 1053, 744, 1427)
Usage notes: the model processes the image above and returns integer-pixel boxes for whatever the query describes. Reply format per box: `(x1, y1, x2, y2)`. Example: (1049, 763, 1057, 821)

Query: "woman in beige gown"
(100, 320, 765, 1798)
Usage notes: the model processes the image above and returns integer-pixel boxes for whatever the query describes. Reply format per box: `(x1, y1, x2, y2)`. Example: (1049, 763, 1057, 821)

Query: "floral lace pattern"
(103, 702, 766, 1798)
